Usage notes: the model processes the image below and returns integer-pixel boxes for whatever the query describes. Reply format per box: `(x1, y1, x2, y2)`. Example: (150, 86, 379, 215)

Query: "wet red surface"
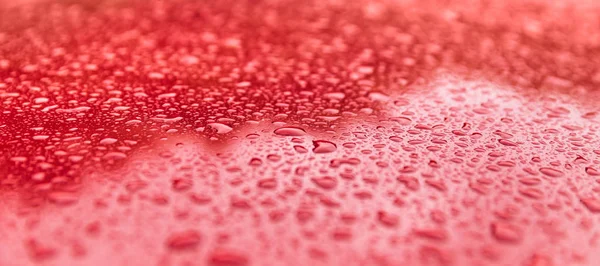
(1, 0, 600, 265)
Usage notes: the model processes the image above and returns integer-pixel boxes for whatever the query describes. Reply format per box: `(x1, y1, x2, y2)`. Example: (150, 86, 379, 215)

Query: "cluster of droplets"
(2, 0, 600, 192)
(1, 0, 600, 266)
(4, 79, 600, 266)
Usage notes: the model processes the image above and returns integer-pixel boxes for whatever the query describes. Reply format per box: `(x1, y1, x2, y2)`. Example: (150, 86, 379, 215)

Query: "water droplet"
(377, 211, 399, 227)
(208, 249, 248, 266)
(539, 167, 564, 178)
(207, 123, 233, 134)
(580, 197, 600, 213)
(311, 176, 337, 189)
(274, 126, 306, 136)
(585, 167, 600, 176)
(47, 191, 78, 205)
(498, 139, 518, 146)
(491, 222, 522, 243)
(312, 140, 337, 153)
(99, 138, 118, 145)
(166, 230, 201, 250)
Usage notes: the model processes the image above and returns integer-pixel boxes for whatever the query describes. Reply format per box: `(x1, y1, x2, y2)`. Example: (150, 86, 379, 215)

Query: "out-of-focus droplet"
(166, 230, 202, 250)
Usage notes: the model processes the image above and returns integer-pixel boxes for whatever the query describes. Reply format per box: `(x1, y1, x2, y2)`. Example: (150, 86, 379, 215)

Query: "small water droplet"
(539, 167, 564, 178)
(166, 230, 201, 250)
(312, 140, 337, 153)
(274, 126, 306, 136)
(491, 222, 522, 243)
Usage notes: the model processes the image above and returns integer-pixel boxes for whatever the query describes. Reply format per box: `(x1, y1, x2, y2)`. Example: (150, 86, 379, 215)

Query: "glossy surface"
(1, 0, 600, 265)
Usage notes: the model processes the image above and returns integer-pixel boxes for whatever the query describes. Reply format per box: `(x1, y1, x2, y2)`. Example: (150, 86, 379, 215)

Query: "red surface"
(1, 0, 600, 265)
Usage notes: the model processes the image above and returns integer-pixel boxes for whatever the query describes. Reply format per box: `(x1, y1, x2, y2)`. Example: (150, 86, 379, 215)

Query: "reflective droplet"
(274, 126, 306, 136)
(312, 140, 337, 153)
(207, 123, 233, 134)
